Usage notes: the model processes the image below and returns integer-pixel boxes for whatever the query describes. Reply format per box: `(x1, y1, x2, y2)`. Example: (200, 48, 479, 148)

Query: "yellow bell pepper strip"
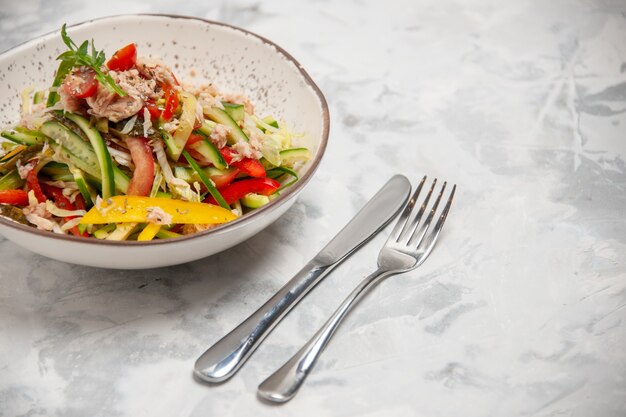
(80, 196, 237, 225)
(137, 223, 161, 241)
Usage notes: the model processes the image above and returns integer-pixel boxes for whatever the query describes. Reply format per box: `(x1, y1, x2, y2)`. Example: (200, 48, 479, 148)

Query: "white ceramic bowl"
(0, 14, 329, 269)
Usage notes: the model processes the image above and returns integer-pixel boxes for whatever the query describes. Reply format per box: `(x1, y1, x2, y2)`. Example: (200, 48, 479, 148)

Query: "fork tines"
(393, 176, 456, 251)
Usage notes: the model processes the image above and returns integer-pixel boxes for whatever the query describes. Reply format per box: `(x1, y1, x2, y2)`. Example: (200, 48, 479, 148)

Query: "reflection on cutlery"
(194, 175, 412, 383)
(258, 176, 456, 402)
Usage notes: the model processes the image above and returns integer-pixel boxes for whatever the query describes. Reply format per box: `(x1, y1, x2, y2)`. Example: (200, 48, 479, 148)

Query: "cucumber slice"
(0, 169, 24, 190)
(197, 120, 216, 136)
(1, 129, 45, 146)
(156, 228, 181, 239)
(262, 115, 279, 129)
(106, 223, 139, 241)
(41, 121, 99, 172)
(70, 167, 95, 209)
(40, 161, 70, 177)
(188, 132, 227, 170)
(279, 148, 311, 167)
(39, 162, 73, 181)
(93, 223, 116, 239)
(241, 193, 270, 208)
(203, 106, 249, 144)
(64, 113, 115, 199)
(167, 92, 197, 161)
(182, 150, 229, 209)
(222, 102, 245, 122)
(41, 121, 129, 194)
(174, 166, 193, 182)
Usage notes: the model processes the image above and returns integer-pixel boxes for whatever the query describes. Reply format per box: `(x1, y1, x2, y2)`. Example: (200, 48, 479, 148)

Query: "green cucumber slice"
(156, 229, 181, 239)
(222, 102, 245, 122)
(241, 193, 270, 208)
(1, 129, 45, 146)
(64, 113, 115, 198)
(203, 106, 249, 144)
(262, 115, 279, 129)
(167, 92, 197, 161)
(93, 223, 116, 239)
(106, 223, 139, 241)
(70, 167, 95, 209)
(279, 148, 311, 167)
(41, 121, 129, 194)
(188, 131, 227, 170)
(197, 120, 216, 136)
(0, 169, 24, 190)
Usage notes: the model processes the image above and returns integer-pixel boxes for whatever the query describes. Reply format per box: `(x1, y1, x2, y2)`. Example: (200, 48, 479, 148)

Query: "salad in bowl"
(0, 24, 310, 242)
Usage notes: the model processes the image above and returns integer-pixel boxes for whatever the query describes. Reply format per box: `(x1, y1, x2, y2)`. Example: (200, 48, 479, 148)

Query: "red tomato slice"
(143, 100, 162, 122)
(161, 84, 179, 121)
(219, 147, 266, 178)
(63, 67, 98, 99)
(126, 137, 155, 197)
(0, 189, 29, 206)
(26, 169, 46, 203)
(204, 178, 280, 205)
(106, 43, 137, 71)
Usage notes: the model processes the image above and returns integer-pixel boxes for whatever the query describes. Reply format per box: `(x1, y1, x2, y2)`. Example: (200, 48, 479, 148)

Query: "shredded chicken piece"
(197, 91, 223, 110)
(161, 119, 179, 133)
(231, 140, 262, 160)
(136, 57, 177, 86)
(22, 197, 63, 231)
(142, 107, 153, 137)
(181, 82, 218, 97)
(209, 124, 230, 149)
(16, 160, 35, 180)
(58, 85, 85, 114)
(86, 82, 143, 123)
(85, 69, 159, 122)
(146, 206, 172, 225)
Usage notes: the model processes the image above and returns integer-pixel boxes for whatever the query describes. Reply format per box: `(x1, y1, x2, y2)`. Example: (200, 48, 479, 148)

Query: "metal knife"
(194, 174, 411, 383)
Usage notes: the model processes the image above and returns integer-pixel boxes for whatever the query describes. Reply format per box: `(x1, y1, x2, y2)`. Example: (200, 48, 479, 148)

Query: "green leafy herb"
(48, 24, 126, 106)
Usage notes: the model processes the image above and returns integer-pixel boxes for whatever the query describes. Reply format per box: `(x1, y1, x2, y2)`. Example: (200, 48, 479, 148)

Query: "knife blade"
(194, 174, 411, 383)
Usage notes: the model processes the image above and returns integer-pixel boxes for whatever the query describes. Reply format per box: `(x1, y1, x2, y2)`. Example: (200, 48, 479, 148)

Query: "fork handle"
(257, 267, 393, 403)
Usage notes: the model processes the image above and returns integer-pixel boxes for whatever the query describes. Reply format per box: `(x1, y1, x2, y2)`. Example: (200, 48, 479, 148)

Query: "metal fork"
(257, 176, 456, 403)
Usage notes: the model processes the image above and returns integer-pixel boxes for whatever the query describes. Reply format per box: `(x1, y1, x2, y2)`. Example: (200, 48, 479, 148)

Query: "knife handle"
(194, 261, 330, 383)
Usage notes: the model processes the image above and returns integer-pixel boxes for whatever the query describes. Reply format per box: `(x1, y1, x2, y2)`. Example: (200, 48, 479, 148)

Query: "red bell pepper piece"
(41, 184, 88, 237)
(0, 189, 29, 206)
(204, 178, 280, 205)
(26, 169, 46, 203)
(220, 147, 266, 178)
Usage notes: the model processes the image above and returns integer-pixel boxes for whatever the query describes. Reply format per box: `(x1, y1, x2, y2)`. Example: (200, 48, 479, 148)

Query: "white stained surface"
(1, 1, 625, 416)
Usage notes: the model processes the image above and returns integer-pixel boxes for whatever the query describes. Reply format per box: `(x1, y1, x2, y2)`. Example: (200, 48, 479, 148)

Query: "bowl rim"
(0, 13, 329, 247)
